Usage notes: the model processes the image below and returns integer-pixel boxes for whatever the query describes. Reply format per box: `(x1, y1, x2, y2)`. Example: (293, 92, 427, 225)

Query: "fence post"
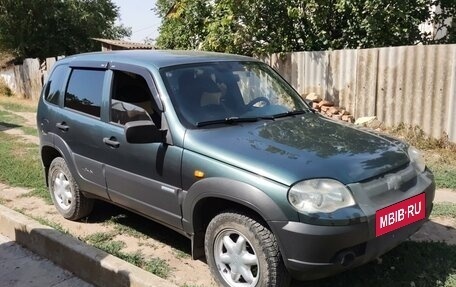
(21, 58, 42, 100)
(447, 47, 456, 143)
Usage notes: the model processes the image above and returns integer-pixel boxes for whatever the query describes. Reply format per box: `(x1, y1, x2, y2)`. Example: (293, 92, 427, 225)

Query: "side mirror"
(124, 120, 166, 144)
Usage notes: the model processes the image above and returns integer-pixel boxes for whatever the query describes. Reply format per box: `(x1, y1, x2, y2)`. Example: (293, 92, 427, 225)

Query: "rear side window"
(64, 69, 105, 117)
(44, 65, 68, 105)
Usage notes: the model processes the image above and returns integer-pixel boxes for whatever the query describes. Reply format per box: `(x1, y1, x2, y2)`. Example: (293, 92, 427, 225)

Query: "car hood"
(183, 114, 409, 186)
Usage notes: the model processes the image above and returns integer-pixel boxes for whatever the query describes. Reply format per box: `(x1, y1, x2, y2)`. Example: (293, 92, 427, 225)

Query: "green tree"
(0, 0, 131, 59)
(154, 0, 176, 18)
(155, 0, 210, 49)
(155, 0, 456, 55)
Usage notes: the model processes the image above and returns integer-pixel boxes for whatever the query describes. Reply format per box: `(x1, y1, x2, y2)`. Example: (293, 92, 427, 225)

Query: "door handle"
(56, 122, 69, 131)
(103, 137, 120, 148)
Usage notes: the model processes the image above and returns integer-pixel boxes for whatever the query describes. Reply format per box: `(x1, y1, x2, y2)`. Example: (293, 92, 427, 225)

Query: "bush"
(0, 78, 13, 97)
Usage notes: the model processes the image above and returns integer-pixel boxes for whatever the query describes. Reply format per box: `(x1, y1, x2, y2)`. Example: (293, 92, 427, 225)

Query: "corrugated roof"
(92, 38, 154, 50)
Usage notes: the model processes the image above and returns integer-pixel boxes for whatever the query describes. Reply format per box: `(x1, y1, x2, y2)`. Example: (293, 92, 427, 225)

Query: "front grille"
(355, 163, 417, 197)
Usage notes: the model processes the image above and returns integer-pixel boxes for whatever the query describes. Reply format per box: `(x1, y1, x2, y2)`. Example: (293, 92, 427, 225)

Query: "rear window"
(44, 65, 68, 105)
(64, 69, 105, 117)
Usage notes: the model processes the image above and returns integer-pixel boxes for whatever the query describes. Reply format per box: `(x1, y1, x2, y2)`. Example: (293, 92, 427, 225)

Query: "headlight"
(288, 179, 355, 213)
(408, 146, 425, 173)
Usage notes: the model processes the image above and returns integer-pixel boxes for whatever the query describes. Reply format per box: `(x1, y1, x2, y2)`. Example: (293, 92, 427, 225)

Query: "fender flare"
(182, 177, 292, 233)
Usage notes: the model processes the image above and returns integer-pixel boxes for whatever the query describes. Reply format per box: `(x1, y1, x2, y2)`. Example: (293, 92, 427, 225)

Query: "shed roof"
(92, 38, 154, 50)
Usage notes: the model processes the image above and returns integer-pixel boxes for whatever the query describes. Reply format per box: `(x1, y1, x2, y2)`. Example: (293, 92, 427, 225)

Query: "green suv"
(37, 50, 435, 287)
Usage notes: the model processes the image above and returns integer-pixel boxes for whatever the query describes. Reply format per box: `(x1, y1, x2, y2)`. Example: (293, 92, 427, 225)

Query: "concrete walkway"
(0, 234, 93, 287)
(434, 188, 456, 203)
(0, 204, 177, 287)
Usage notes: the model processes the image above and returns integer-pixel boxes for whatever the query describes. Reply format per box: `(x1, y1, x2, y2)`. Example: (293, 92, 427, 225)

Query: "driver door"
(100, 64, 183, 229)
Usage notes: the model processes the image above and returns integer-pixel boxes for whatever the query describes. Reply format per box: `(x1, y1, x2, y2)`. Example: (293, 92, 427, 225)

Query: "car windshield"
(160, 61, 308, 128)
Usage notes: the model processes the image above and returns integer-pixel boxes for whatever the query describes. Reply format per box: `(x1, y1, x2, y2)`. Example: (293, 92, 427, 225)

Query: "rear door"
(52, 62, 110, 199)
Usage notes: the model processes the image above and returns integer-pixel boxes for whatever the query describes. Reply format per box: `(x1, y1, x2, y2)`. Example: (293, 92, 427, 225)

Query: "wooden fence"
(0, 56, 62, 101)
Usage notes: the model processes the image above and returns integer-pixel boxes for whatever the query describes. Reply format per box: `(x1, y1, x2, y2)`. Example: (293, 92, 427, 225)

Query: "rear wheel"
(205, 211, 290, 287)
(48, 157, 94, 220)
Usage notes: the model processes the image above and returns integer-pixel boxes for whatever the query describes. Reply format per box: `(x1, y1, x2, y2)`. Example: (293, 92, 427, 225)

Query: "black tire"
(48, 157, 94, 220)
(205, 211, 290, 287)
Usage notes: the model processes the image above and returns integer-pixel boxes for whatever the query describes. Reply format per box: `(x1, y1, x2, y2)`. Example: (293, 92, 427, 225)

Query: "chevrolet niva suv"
(37, 50, 435, 287)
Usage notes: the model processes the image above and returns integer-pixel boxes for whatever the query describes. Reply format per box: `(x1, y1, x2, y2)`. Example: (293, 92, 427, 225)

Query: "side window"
(64, 69, 105, 117)
(44, 65, 68, 105)
(110, 71, 154, 125)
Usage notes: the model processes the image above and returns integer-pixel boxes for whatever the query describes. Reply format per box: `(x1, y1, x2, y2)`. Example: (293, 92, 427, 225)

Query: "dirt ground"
(0, 106, 455, 286)
(0, 182, 216, 287)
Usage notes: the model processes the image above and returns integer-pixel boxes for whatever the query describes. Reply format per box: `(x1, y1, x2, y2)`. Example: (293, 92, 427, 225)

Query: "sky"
(112, 0, 162, 43)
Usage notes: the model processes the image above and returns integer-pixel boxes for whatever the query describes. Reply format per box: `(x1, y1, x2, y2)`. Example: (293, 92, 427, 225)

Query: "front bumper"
(270, 217, 427, 280)
(269, 169, 435, 281)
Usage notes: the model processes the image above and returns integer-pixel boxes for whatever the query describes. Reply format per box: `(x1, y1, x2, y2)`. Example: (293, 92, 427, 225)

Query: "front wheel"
(205, 212, 290, 287)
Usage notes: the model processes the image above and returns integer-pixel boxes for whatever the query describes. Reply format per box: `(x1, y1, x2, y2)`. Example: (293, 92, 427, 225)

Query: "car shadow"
(0, 122, 21, 131)
(82, 201, 191, 254)
(292, 221, 456, 286)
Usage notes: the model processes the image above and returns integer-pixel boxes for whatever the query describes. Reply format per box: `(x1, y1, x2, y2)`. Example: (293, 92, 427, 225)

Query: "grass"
(174, 248, 191, 259)
(106, 214, 148, 239)
(304, 241, 456, 287)
(84, 231, 172, 279)
(145, 257, 172, 279)
(0, 109, 37, 136)
(0, 95, 37, 112)
(85, 232, 143, 265)
(32, 215, 68, 234)
(426, 164, 456, 190)
(0, 197, 9, 205)
(11, 208, 68, 233)
(432, 203, 456, 218)
(0, 101, 36, 113)
(386, 124, 456, 190)
(0, 132, 49, 203)
(0, 109, 24, 124)
(21, 126, 38, 136)
(84, 232, 115, 244)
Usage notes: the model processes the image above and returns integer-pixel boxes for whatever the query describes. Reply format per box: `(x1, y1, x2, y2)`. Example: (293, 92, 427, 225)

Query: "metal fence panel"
(265, 44, 456, 142)
(301, 51, 329, 98)
(329, 49, 358, 113)
(354, 48, 378, 118)
(447, 47, 456, 143)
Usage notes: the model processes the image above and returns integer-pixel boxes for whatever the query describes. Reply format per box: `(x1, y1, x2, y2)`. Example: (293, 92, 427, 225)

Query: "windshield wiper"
(271, 109, 312, 119)
(196, 116, 271, 127)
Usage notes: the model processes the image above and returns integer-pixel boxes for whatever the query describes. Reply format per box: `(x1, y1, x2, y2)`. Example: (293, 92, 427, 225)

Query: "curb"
(0, 204, 177, 287)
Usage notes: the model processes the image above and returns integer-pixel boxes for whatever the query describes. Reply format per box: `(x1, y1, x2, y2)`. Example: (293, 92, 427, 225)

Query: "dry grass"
(0, 78, 13, 97)
(383, 124, 456, 189)
(387, 123, 456, 152)
(0, 94, 37, 112)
